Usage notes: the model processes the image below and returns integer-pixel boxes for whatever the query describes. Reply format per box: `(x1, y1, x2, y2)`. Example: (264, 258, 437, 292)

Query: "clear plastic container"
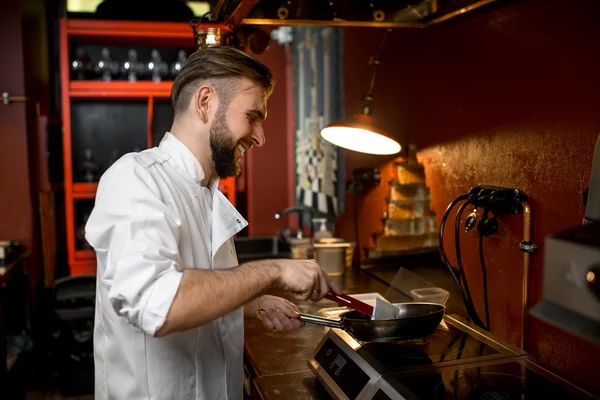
(409, 287, 450, 305)
(384, 268, 450, 306)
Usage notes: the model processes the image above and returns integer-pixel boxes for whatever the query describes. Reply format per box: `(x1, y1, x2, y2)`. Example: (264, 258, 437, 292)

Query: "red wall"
(247, 41, 295, 236)
(0, 0, 50, 296)
(338, 0, 600, 393)
(0, 1, 35, 251)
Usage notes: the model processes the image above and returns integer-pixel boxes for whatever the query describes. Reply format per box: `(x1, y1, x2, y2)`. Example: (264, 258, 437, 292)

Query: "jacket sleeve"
(85, 155, 184, 336)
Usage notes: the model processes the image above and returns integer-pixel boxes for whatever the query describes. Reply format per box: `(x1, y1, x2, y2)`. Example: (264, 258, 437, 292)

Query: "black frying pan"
(299, 302, 445, 342)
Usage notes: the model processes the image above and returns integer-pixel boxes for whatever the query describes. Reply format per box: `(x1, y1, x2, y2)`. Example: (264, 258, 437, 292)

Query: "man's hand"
(251, 295, 304, 331)
(275, 259, 341, 302)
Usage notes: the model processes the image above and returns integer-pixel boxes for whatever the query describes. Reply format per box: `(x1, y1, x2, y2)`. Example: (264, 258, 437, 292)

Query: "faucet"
(274, 206, 313, 239)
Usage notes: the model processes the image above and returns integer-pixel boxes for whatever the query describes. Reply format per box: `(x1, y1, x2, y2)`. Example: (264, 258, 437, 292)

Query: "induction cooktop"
(308, 309, 597, 400)
(387, 357, 593, 400)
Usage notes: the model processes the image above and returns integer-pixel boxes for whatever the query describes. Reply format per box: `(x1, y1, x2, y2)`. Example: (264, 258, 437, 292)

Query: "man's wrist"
(244, 296, 263, 319)
(267, 260, 281, 290)
(244, 259, 280, 291)
(236, 259, 281, 304)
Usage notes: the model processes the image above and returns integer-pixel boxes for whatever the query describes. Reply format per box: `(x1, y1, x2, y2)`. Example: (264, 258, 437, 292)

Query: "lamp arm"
(363, 28, 392, 115)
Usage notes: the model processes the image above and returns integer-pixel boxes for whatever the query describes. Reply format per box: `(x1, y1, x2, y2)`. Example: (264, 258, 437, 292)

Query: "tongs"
(324, 292, 374, 316)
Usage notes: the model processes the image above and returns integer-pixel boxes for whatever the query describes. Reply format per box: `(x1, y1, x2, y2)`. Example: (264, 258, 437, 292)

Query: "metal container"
(313, 238, 352, 276)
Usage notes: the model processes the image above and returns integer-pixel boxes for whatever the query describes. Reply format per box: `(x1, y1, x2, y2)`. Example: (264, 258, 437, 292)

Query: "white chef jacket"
(85, 132, 248, 400)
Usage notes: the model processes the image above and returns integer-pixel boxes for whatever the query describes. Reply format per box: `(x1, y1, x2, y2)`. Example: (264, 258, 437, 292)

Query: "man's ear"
(195, 85, 213, 123)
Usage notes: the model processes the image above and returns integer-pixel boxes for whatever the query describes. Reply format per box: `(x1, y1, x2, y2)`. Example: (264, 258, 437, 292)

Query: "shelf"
(70, 81, 173, 98)
(72, 182, 98, 199)
(69, 261, 97, 276)
(75, 249, 96, 260)
(61, 18, 237, 278)
(66, 19, 192, 40)
(64, 19, 195, 48)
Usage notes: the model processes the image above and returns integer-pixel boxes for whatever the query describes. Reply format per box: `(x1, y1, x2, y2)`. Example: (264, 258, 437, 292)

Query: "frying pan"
(299, 302, 445, 342)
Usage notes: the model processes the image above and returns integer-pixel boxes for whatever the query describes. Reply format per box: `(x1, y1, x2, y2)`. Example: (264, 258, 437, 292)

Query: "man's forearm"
(156, 260, 279, 336)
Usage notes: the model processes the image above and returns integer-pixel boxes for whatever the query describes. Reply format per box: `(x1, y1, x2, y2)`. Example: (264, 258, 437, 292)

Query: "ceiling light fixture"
(189, 13, 270, 55)
(320, 29, 401, 155)
(190, 21, 234, 49)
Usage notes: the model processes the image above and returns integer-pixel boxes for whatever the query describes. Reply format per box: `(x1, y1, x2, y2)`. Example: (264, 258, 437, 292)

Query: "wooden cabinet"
(60, 19, 236, 275)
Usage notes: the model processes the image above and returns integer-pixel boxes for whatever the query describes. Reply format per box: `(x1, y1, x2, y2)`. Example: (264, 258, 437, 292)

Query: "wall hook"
(2, 92, 31, 105)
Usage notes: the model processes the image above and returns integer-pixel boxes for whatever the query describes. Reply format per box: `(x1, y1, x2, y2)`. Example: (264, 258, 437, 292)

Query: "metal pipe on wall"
(521, 200, 532, 350)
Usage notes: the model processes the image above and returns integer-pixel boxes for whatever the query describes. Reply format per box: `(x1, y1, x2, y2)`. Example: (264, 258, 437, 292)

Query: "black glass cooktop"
(387, 361, 588, 399)
(353, 320, 507, 375)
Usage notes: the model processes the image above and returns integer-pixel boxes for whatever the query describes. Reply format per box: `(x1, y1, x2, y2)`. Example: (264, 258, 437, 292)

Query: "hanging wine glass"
(79, 148, 100, 182)
(121, 49, 144, 82)
(170, 50, 188, 78)
(95, 48, 119, 82)
(71, 48, 92, 80)
(146, 49, 168, 83)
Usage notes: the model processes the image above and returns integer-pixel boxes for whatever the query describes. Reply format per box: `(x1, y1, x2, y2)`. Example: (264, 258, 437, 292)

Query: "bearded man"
(85, 46, 339, 400)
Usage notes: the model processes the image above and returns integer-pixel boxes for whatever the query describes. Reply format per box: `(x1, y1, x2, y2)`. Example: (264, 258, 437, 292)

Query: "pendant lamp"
(320, 29, 401, 155)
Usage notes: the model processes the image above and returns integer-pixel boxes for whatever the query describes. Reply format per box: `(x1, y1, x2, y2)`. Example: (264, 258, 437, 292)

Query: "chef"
(85, 46, 340, 400)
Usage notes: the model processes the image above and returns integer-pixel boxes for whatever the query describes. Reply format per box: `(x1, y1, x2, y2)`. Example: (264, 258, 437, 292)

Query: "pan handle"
(299, 314, 343, 329)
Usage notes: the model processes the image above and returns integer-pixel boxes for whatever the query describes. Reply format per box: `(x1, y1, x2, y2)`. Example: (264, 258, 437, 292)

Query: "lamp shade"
(320, 113, 401, 155)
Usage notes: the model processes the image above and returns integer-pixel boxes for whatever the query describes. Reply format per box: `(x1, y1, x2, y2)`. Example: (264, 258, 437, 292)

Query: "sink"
(234, 236, 292, 262)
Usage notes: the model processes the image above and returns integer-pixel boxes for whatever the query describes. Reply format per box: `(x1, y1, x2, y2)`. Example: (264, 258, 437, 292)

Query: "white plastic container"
(313, 238, 351, 277)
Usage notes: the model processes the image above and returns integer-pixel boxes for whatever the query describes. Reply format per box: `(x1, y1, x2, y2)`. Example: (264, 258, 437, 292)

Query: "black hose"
(477, 197, 500, 331)
(479, 233, 491, 330)
(439, 195, 482, 325)
(454, 202, 475, 307)
(454, 201, 486, 329)
(439, 195, 467, 273)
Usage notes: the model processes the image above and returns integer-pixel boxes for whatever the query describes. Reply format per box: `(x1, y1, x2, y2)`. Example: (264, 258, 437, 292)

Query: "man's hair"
(171, 46, 274, 118)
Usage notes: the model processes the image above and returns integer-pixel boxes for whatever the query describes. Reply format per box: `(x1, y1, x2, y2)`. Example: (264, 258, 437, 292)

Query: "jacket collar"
(159, 132, 218, 191)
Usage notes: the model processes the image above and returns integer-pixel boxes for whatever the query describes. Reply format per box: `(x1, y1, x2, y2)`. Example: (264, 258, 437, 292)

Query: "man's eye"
(247, 115, 255, 123)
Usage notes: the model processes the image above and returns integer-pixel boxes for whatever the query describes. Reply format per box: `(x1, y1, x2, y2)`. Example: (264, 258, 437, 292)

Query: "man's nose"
(251, 125, 265, 147)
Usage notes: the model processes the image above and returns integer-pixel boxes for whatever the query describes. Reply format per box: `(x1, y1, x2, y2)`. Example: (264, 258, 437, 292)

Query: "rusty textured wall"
(338, 0, 600, 394)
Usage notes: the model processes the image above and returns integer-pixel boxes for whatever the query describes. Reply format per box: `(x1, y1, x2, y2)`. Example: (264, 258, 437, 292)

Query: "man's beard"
(210, 108, 241, 178)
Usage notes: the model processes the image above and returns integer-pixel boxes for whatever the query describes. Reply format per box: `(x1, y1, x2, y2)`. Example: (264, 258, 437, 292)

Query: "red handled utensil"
(325, 292, 374, 316)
